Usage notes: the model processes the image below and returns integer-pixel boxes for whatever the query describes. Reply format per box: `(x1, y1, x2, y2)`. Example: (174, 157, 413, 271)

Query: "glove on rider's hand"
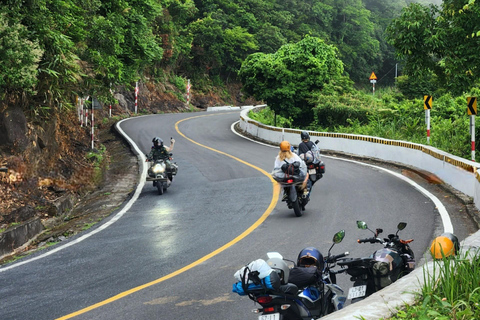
(170, 138, 175, 144)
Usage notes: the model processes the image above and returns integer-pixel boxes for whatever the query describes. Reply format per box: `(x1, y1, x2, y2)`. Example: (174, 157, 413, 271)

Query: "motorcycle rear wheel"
(292, 199, 302, 217)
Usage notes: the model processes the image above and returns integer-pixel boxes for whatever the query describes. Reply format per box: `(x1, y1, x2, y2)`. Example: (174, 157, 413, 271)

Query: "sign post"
(135, 81, 139, 114)
(186, 79, 191, 108)
(467, 97, 477, 161)
(424, 95, 432, 144)
(369, 72, 377, 95)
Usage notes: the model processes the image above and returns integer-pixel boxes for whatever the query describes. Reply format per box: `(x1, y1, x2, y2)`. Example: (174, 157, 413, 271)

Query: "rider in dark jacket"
(297, 131, 322, 197)
(147, 137, 175, 184)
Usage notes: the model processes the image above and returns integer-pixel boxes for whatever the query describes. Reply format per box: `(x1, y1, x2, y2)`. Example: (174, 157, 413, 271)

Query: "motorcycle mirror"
(357, 221, 368, 230)
(267, 252, 284, 260)
(397, 222, 407, 231)
(333, 230, 345, 244)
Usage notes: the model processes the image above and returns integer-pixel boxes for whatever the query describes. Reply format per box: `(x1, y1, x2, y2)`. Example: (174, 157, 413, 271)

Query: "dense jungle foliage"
(1, 0, 479, 163)
(0, 0, 442, 109)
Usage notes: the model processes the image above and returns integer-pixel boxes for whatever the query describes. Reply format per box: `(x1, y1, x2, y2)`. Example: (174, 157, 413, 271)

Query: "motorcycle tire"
(292, 199, 302, 217)
(157, 182, 164, 195)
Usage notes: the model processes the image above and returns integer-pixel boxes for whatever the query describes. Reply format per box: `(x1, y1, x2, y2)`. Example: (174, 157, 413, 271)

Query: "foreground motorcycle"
(337, 221, 415, 302)
(233, 230, 349, 320)
(145, 154, 178, 195)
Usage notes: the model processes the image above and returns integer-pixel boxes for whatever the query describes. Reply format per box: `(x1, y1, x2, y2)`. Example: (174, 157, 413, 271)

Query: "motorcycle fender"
(288, 186, 297, 202)
(326, 284, 346, 311)
(146, 176, 168, 182)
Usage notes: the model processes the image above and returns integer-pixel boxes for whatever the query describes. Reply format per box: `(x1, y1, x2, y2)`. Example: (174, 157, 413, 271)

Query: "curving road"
(0, 111, 475, 320)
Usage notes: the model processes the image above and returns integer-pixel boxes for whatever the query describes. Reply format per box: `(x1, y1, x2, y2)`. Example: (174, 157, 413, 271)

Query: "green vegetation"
(85, 144, 107, 185)
(81, 222, 96, 231)
(239, 36, 345, 127)
(385, 251, 480, 320)
(249, 84, 479, 160)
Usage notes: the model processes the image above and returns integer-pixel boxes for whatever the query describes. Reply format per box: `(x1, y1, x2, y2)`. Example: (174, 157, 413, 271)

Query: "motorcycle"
(300, 140, 325, 188)
(337, 221, 415, 302)
(145, 153, 178, 195)
(281, 176, 309, 217)
(271, 161, 309, 217)
(233, 230, 349, 320)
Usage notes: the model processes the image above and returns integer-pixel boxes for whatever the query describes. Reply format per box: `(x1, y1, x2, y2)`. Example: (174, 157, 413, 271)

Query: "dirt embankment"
(0, 81, 259, 264)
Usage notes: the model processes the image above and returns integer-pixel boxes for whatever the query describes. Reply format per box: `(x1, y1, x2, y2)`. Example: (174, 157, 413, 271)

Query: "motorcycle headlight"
(152, 163, 166, 173)
(373, 261, 390, 276)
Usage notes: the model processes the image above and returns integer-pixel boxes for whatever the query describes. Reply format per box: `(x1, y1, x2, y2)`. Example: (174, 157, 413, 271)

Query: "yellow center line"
(56, 113, 279, 320)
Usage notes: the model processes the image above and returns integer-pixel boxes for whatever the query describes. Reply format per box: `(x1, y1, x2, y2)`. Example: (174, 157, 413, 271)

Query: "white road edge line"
(0, 118, 147, 273)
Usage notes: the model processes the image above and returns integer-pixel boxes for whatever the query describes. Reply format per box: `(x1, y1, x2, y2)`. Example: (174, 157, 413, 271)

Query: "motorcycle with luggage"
(145, 153, 178, 195)
(298, 140, 325, 187)
(232, 230, 349, 320)
(337, 221, 415, 302)
(271, 161, 310, 217)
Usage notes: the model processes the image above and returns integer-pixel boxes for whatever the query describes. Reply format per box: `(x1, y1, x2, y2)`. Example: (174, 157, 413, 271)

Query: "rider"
(274, 140, 309, 201)
(147, 137, 175, 184)
(297, 131, 321, 197)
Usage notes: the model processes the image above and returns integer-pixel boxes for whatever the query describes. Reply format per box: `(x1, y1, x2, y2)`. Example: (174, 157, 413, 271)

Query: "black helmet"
(297, 247, 324, 270)
(301, 131, 310, 141)
(152, 137, 163, 146)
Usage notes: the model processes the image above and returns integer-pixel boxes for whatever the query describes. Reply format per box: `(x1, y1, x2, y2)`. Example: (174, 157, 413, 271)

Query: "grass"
(384, 250, 480, 320)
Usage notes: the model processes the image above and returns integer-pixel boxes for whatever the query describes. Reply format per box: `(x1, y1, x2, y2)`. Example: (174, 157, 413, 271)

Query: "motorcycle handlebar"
(327, 252, 349, 263)
(357, 237, 379, 244)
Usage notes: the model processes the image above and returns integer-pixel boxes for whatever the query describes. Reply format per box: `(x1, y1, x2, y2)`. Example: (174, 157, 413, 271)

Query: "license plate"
(308, 168, 316, 175)
(347, 285, 367, 299)
(259, 313, 280, 320)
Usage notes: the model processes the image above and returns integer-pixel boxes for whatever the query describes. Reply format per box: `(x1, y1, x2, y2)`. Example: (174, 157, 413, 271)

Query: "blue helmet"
(297, 247, 324, 270)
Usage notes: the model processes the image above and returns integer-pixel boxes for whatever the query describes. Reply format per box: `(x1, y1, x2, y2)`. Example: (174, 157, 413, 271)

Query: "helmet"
(430, 233, 459, 259)
(299, 151, 314, 164)
(297, 247, 324, 270)
(301, 131, 310, 141)
(267, 257, 290, 284)
(280, 141, 291, 152)
(152, 137, 163, 146)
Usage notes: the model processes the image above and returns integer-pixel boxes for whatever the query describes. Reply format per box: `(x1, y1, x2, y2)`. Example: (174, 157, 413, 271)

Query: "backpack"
(232, 259, 281, 298)
(288, 266, 321, 289)
(281, 160, 301, 176)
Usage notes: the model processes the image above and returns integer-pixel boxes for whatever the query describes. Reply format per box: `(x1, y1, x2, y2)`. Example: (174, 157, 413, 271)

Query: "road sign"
(467, 97, 477, 115)
(424, 95, 432, 110)
(369, 72, 377, 80)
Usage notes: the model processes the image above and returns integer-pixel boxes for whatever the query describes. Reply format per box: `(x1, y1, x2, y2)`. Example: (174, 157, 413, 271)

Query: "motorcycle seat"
(279, 283, 298, 295)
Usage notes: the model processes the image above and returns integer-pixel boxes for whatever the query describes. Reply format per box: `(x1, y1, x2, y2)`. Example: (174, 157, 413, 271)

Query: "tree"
(238, 36, 344, 126)
(386, 1, 480, 95)
(0, 13, 43, 96)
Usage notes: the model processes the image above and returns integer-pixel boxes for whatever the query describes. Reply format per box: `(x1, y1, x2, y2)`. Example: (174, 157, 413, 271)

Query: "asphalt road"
(0, 111, 476, 320)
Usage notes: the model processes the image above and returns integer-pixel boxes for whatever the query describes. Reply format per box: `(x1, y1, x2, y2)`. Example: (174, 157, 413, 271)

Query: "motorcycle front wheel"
(157, 182, 164, 195)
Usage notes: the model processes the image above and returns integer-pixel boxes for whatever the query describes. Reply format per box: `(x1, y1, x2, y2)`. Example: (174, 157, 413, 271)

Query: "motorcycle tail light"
(320, 165, 325, 170)
(263, 307, 275, 313)
(257, 296, 273, 304)
(286, 179, 294, 183)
